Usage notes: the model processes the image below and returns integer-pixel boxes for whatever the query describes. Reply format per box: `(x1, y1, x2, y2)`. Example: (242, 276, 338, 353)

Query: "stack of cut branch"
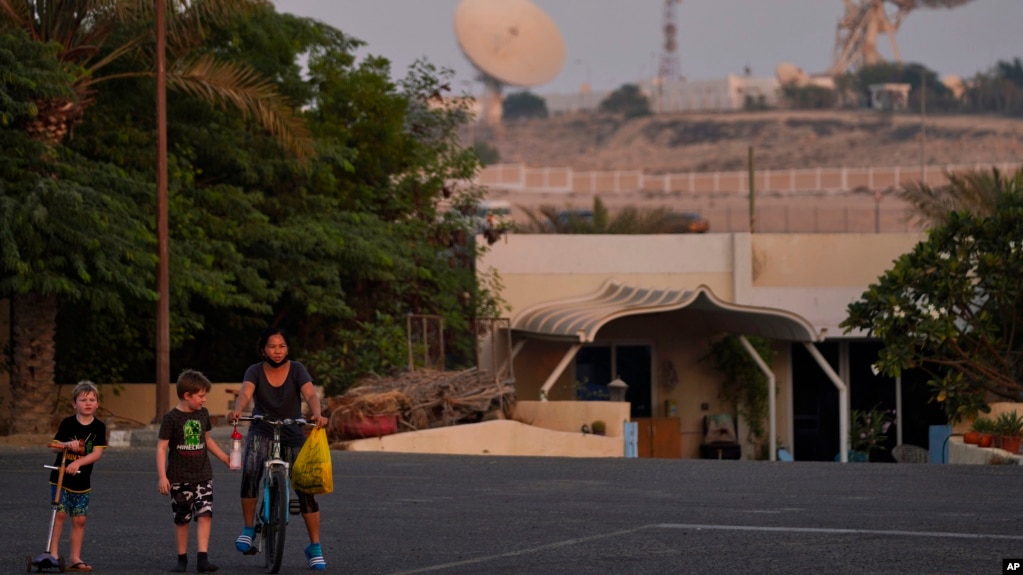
(326, 368, 516, 441)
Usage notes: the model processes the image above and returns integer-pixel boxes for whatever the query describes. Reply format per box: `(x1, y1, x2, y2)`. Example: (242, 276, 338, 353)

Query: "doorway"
(575, 343, 652, 418)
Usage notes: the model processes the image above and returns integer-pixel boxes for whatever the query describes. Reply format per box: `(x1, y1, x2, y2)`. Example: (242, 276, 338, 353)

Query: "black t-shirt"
(50, 415, 108, 493)
(244, 361, 313, 447)
(158, 407, 214, 484)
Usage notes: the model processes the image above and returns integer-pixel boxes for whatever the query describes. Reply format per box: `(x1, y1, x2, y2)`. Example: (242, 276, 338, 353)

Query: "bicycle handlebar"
(236, 414, 308, 426)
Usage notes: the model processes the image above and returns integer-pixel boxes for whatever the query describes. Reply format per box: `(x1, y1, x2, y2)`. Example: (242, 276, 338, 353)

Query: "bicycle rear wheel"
(264, 468, 289, 573)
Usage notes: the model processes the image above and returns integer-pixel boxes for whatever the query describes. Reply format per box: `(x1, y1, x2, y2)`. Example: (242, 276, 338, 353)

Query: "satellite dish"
(454, 0, 565, 125)
(775, 62, 810, 87)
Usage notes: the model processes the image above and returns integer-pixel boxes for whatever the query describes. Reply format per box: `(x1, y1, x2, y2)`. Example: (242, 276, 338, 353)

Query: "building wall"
(483, 232, 923, 458)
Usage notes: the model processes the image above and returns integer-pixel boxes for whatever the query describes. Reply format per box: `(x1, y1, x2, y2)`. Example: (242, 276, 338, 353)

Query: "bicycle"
(236, 415, 307, 574)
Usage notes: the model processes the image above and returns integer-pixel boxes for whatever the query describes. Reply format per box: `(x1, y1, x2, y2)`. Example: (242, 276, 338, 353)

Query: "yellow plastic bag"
(292, 427, 333, 495)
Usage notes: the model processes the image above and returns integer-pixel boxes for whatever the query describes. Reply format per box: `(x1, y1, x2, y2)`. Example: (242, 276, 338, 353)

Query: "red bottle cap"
(231, 425, 242, 440)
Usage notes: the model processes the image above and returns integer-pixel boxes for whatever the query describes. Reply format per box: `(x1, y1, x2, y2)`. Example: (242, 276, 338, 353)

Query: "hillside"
(479, 110, 1023, 233)
(491, 110, 1023, 173)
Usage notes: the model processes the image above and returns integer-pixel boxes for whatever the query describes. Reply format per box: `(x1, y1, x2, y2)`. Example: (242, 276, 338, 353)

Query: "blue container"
(928, 424, 952, 464)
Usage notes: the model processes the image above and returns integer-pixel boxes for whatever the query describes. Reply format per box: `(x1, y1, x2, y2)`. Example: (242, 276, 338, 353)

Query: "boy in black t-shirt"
(157, 370, 231, 573)
(48, 380, 107, 572)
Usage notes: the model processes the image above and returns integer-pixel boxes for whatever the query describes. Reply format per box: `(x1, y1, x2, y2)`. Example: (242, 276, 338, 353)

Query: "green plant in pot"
(590, 420, 607, 436)
(995, 411, 1023, 454)
(969, 416, 997, 447)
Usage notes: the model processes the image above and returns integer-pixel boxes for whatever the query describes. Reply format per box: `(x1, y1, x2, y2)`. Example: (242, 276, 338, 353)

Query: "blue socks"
(305, 543, 326, 570)
(235, 527, 255, 552)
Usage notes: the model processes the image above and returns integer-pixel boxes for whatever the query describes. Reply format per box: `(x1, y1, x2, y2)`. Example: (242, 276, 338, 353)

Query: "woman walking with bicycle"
(231, 328, 328, 571)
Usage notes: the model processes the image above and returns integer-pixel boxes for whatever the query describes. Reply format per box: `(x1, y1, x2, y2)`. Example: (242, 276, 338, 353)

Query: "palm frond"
(167, 54, 313, 159)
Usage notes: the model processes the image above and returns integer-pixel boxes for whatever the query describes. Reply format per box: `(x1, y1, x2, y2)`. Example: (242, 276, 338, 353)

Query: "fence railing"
(476, 162, 1019, 195)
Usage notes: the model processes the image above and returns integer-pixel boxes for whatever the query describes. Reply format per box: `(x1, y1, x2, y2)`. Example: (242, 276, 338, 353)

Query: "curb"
(108, 424, 237, 448)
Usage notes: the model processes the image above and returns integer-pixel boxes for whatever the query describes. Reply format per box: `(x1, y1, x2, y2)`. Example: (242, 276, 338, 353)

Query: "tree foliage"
(841, 188, 1023, 423)
(897, 166, 1023, 228)
(1, 3, 503, 432)
(599, 84, 651, 118)
(502, 91, 548, 121)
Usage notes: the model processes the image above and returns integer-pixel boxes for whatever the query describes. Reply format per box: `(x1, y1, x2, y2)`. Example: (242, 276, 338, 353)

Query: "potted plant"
(969, 416, 996, 448)
(995, 411, 1023, 454)
(846, 405, 895, 462)
(590, 420, 607, 436)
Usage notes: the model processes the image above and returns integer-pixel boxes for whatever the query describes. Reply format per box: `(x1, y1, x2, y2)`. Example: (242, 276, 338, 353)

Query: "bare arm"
(66, 445, 103, 475)
(206, 434, 230, 467)
(300, 382, 327, 428)
(230, 380, 256, 422)
(157, 439, 170, 495)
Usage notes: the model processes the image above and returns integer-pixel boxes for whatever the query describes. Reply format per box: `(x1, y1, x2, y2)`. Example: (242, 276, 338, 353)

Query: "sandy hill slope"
(480, 110, 1022, 233)
(492, 110, 1023, 173)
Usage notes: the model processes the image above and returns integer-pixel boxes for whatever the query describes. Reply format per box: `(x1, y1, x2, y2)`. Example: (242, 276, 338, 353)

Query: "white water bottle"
(229, 426, 243, 470)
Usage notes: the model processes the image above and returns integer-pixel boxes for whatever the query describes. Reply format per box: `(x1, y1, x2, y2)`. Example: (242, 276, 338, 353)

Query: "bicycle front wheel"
(264, 467, 289, 573)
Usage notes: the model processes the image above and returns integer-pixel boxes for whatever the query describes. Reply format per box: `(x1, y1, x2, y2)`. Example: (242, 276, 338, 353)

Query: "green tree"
(841, 191, 1023, 424)
(599, 84, 651, 118)
(502, 91, 548, 121)
(897, 166, 1023, 228)
(519, 196, 706, 234)
(1, 1, 312, 432)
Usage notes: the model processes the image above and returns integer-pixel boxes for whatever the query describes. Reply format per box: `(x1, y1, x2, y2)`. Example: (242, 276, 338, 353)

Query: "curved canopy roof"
(512, 281, 821, 343)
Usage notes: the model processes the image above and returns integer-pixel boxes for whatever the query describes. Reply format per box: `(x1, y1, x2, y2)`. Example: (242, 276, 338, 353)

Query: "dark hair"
(257, 327, 289, 357)
(176, 369, 211, 399)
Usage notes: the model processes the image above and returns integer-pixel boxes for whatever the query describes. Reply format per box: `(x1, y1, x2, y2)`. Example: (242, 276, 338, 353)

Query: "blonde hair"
(72, 380, 99, 401)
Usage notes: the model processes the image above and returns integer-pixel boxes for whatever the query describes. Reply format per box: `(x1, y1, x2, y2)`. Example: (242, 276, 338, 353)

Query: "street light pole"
(155, 0, 170, 421)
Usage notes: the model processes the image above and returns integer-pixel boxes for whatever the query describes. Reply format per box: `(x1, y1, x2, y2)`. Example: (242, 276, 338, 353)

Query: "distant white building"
(541, 75, 782, 115)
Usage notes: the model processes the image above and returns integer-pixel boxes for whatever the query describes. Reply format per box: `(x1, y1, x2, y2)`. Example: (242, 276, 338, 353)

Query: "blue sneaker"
(235, 527, 255, 553)
(305, 543, 326, 570)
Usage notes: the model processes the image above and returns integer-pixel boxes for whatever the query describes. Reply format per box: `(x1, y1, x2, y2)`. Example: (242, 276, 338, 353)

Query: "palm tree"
(0, 0, 310, 153)
(518, 196, 708, 234)
(898, 166, 1023, 228)
(1, 1, 312, 433)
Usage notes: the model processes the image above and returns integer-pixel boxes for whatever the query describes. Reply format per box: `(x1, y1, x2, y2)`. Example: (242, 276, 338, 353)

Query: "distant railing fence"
(476, 163, 1018, 195)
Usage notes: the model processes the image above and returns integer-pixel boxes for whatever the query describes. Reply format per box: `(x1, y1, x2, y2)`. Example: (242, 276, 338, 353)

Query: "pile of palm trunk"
(326, 368, 516, 441)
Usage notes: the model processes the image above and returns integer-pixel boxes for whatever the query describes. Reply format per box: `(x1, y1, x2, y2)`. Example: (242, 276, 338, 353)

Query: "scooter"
(27, 442, 73, 573)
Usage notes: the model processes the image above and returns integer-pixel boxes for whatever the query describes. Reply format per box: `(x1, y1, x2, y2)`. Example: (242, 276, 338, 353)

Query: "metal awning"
(510, 280, 852, 461)
(512, 280, 822, 343)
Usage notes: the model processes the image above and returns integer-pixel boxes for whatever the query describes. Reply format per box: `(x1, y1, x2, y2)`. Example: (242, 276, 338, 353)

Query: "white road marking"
(384, 522, 1023, 574)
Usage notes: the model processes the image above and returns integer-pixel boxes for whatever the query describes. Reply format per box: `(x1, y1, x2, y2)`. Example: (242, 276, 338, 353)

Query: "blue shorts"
(50, 486, 90, 517)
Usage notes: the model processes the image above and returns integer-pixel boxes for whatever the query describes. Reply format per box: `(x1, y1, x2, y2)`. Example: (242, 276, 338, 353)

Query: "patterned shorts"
(170, 479, 214, 525)
(50, 486, 90, 517)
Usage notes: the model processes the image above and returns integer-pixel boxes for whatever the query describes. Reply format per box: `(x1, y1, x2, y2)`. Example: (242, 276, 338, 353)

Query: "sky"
(271, 1, 1023, 96)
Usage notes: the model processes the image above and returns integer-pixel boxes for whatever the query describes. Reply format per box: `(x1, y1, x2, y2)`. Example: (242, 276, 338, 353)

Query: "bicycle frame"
(260, 423, 291, 528)
(238, 415, 306, 573)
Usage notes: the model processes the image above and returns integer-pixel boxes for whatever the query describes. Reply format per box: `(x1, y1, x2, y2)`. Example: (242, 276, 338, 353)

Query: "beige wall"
(751, 234, 925, 287)
(483, 232, 923, 458)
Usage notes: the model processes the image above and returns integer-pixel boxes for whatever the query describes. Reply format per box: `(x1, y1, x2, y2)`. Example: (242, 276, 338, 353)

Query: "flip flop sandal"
(67, 561, 93, 571)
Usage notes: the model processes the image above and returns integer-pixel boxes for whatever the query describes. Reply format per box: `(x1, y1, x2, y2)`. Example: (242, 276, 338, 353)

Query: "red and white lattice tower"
(658, 0, 683, 84)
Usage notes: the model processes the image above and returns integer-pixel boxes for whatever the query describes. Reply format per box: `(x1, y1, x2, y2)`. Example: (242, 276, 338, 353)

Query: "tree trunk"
(9, 292, 59, 434)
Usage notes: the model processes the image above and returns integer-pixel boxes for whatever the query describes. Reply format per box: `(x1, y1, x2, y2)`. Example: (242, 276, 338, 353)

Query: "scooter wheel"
(58, 556, 66, 572)
(25, 554, 32, 572)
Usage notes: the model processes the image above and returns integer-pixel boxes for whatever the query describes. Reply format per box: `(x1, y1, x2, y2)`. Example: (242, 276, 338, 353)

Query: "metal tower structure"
(830, 0, 974, 75)
(658, 0, 683, 84)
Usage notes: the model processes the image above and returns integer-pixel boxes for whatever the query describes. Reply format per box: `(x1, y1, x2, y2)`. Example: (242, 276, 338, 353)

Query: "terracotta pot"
(342, 413, 399, 439)
(1001, 435, 1022, 454)
(963, 431, 980, 445)
(978, 433, 994, 448)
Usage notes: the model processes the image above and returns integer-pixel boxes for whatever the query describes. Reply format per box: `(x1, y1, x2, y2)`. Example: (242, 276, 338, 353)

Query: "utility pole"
(155, 0, 170, 421)
(920, 70, 926, 182)
(748, 146, 756, 233)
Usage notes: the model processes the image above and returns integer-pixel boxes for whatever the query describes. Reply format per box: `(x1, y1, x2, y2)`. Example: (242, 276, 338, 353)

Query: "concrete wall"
(513, 400, 630, 437)
(340, 419, 624, 458)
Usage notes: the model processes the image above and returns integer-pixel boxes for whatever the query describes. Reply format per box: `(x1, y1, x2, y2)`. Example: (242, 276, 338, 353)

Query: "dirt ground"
(478, 109, 1023, 233)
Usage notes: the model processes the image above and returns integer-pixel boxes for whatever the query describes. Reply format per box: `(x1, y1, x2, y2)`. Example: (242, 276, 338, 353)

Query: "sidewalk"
(108, 423, 237, 448)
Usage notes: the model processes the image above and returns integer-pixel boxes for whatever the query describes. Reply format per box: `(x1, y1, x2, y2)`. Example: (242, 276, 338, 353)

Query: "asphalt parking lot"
(2, 442, 1022, 575)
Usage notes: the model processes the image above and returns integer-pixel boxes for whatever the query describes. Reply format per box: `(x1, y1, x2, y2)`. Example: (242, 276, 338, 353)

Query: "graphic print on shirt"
(182, 419, 204, 450)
